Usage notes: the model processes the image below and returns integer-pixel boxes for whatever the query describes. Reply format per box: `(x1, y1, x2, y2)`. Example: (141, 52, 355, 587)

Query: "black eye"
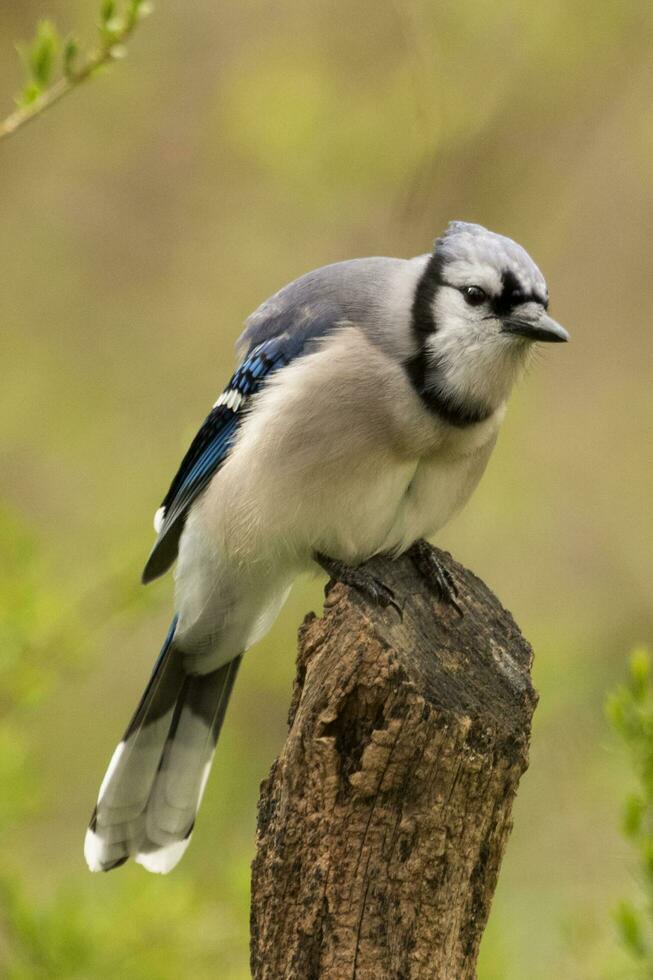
(462, 285, 487, 306)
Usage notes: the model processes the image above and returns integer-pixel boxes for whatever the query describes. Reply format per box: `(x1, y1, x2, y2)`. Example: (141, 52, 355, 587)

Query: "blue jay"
(85, 221, 568, 873)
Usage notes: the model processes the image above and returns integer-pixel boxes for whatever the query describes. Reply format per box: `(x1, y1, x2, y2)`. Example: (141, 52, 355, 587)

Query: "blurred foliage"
(607, 648, 653, 973)
(0, 508, 212, 978)
(1, 872, 228, 979)
(0, 0, 152, 140)
(0, 0, 651, 977)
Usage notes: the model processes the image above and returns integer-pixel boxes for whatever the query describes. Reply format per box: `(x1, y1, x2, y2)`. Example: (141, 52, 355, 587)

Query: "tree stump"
(250, 544, 537, 980)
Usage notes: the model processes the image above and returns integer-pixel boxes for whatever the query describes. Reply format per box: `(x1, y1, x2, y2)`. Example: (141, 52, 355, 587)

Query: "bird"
(84, 220, 569, 874)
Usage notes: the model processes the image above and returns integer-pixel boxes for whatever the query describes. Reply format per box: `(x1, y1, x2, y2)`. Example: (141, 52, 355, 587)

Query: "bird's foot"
(407, 540, 463, 616)
(315, 552, 401, 617)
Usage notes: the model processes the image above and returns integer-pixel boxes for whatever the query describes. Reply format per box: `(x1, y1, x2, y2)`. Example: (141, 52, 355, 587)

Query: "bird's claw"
(351, 574, 401, 615)
(408, 540, 464, 616)
(316, 553, 402, 618)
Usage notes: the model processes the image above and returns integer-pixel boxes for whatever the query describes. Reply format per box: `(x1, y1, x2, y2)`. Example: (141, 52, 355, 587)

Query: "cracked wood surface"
(250, 544, 537, 980)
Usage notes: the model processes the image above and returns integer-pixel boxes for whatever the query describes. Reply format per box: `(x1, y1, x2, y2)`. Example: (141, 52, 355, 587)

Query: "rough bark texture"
(250, 544, 537, 980)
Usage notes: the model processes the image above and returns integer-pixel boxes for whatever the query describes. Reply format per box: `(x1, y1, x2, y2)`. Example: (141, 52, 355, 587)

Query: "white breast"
(197, 326, 503, 569)
(377, 428, 499, 556)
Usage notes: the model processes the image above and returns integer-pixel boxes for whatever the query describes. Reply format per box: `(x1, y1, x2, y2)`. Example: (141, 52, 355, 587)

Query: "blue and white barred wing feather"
(142, 291, 342, 584)
(143, 339, 290, 583)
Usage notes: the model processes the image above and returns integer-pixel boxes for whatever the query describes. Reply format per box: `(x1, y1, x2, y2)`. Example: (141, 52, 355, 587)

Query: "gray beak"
(502, 312, 570, 343)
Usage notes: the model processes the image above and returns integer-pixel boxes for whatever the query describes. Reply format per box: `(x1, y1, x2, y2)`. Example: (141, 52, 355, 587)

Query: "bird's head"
(410, 221, 569, 423)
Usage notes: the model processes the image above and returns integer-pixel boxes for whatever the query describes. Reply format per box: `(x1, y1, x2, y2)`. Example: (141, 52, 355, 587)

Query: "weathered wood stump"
(250, 544, 537, 980)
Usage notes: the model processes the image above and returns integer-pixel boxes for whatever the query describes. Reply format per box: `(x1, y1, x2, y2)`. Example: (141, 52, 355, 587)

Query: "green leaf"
(606, 687, 633, 737)
(100, 0, 117, 24)
(29, 20, 60, 88)
(608, 649, 653, 968)
(17, 82, 42, 108)
(623, 793, 644, 839)
(630, 647, 652, 702)
(616, 900, 647, 959)
(63, 37, 79, 80)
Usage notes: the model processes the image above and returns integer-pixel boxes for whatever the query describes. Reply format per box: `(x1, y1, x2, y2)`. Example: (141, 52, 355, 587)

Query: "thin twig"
(0, 2, 150, 143)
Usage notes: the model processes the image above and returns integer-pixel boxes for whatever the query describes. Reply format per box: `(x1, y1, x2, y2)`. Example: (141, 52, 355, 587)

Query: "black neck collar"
(411, 250, 443, 340)
(405, 251, 494, 429)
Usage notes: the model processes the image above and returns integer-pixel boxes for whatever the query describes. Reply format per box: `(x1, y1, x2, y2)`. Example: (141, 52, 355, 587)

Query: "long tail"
(84, 617, 241, 874)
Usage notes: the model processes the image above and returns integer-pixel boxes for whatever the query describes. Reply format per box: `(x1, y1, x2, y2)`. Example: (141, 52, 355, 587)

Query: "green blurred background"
(1, 1, 652, 976)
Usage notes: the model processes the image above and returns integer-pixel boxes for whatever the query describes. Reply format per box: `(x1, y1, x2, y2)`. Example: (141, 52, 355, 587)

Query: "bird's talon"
(367, 579, 403, 618)
(315, 553, 402, 617)
(408, 540, 464, 616)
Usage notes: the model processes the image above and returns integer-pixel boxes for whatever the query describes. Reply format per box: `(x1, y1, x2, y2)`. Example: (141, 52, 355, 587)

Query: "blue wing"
(142, 338, 287, 583)
(142, 300, 342, 584)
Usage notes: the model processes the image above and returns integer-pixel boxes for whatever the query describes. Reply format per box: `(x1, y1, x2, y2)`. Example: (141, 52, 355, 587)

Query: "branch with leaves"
(0, 0, 152, 143)
(606, 647, 653, 973)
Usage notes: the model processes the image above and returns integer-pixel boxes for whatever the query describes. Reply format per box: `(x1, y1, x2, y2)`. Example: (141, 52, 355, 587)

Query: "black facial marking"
(491, 269, 547, 317)
(411, 250, 446, 340)
(406, 249, 493, 427)
(404, 353, 493, 428)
